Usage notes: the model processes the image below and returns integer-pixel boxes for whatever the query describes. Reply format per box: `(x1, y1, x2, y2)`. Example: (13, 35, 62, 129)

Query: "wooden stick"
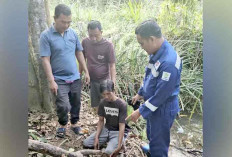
(29, 139, 104, 157)
(28, 139, 83, 157)
(79, 149, 102, 155)
(58, 139, 69, 147)
(126, 146, 135, 157)
(127, 141, 145, 157)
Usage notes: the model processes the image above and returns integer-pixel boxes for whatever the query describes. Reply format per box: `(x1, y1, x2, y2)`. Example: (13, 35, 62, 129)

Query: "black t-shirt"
(98, 98, 127, 131)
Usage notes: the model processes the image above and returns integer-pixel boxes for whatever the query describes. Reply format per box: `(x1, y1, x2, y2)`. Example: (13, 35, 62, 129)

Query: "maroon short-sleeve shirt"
(82, 38, 116, 81)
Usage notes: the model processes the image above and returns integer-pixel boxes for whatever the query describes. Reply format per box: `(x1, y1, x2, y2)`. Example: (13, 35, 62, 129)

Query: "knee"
(57, 107, 69, 118)
(83, 138, 89, 147)
(57, 102, 70, 114)
(105, 145, 118, 155)
(70, 93, 81, 103)
(83, 138, 93, 148)
(104, 148, 114, 155)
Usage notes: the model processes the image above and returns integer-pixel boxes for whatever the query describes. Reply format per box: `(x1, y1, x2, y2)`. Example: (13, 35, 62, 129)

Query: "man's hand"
(126, 109, 141, 123)
(49, 81, 58, 96)
(132, 94, 143, 105)
(94, 138, 100, 150)
(110, 146, 121, 157)
(85, 73, 90, 85)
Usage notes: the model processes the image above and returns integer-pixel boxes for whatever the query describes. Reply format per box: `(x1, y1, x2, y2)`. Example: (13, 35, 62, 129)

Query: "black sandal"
(71, 126, 82, 135)
(56, 128, 66, 138)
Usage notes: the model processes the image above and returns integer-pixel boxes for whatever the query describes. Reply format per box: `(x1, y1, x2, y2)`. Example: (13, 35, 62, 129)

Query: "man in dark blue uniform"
(126, 20, 182, 157)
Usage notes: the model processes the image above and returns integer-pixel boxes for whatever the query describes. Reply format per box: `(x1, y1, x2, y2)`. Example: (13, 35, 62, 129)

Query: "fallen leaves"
(28, 100, 203, 157)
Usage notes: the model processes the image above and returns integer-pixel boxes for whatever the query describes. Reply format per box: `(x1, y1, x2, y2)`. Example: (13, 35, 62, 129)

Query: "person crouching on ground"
(83, 80, 127, 157)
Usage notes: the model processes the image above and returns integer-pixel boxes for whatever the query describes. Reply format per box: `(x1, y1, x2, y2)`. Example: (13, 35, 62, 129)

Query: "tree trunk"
(28, 139, 103, 157)
(28, 139, 83, 157)
(44, 0, 52, 26)
(28, 0, 54, 113)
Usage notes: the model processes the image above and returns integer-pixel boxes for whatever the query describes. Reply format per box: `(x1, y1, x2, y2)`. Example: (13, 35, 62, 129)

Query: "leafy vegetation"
(49, 0, 202, 118)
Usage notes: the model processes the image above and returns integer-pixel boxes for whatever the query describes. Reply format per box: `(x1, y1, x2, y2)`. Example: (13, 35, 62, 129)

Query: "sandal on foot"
(56, 128, 66, 138)
(71, 126, 82, 135)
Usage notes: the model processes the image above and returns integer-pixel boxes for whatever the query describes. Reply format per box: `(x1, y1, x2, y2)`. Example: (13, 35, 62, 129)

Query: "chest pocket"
(66, 38, 76, 50)
(96, 48, 107, 63)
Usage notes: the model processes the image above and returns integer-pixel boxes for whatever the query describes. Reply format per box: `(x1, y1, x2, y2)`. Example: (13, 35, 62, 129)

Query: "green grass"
(49, 0, 203, 116)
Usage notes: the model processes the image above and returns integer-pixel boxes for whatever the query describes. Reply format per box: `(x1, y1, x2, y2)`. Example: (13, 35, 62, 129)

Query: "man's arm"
(94, 116, 104, 149)
(95, 116, 104, 139)
(138, 63, 179, 119)
(117, 123, 125, 148)
(78, 57, 86, 77)
(79, 61, 83, 76)
(108, 42, 116, 84)
(110, 123, 125, 157)
(79, 40, 86, 76)
(76, 51, 90, 84)
(41, 56, 58, 95)
(109, 63, 116, 84)
(127, 63, 180, 122)
(39, 32, 58, 94)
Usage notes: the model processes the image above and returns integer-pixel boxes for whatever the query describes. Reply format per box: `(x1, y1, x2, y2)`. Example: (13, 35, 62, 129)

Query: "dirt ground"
(28, 101, 202, 157)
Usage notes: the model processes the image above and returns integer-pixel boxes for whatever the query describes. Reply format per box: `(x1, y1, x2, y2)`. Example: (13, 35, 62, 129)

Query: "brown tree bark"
(28, 0, 54, 112)
(44, 0, 52, 26)
(28, 139, 103, 157)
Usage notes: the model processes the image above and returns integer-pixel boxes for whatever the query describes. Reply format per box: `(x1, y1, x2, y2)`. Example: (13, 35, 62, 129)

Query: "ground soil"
(28, 101, 202, 157)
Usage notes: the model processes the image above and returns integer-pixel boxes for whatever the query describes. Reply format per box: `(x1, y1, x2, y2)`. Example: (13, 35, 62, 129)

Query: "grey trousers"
(90, 80, 102, 107)
(83, 127, 124, 155)
(55, 79, 81, 126)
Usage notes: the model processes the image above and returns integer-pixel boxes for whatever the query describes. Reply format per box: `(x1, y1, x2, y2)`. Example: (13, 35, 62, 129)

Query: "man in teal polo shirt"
(40, 4, 90, 137)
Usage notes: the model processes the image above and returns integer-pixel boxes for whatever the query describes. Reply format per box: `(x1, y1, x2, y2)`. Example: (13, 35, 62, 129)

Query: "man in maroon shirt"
(81, 20, 116, 112)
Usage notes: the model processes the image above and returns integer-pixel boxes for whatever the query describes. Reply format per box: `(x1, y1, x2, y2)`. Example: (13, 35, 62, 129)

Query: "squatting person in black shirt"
(83, 80, 128, 156)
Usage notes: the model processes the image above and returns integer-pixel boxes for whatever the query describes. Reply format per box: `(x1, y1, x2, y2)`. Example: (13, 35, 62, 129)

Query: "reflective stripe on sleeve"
(145, 100, 158, 112)
(175, 53, 181, 69)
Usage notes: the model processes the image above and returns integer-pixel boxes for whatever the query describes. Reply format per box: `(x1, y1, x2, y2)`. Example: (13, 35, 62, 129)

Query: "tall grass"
(49, 0, 203, 117)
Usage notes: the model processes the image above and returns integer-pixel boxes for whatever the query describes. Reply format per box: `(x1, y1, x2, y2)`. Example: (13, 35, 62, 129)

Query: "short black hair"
(100, 80, 114, 93)
(87, 20, 102, 31)
(54, 4, 71, 18)
(135, 20, 162, 38)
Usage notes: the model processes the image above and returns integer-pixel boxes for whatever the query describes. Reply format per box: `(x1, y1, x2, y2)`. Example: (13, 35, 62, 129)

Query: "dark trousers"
(147, 97, 179, 157)
(55, 79, 81, 126)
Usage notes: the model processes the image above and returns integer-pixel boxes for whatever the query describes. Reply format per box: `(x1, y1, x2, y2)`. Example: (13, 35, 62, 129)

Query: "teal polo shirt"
(39, 25, 83, 81)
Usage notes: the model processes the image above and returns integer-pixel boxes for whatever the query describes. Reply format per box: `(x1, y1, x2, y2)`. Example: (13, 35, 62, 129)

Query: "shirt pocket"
(143, 73, 157, 94)
(96, 51, 107, 63)
(66, 38, 76, 50)
(148, 74, 157, 89)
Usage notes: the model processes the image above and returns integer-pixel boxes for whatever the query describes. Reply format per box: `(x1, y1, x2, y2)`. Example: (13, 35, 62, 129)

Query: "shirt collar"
(88, 37, 105, 45)
(50, 23, 69, 33)
(149, 40, 167, 63)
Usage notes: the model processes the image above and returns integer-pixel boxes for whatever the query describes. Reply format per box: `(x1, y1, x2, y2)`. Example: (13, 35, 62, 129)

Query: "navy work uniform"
(138, 40, 182, 157)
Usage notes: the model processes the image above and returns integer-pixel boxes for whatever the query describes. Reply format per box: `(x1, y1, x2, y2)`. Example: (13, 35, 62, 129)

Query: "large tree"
(28, 0, 54, 113)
